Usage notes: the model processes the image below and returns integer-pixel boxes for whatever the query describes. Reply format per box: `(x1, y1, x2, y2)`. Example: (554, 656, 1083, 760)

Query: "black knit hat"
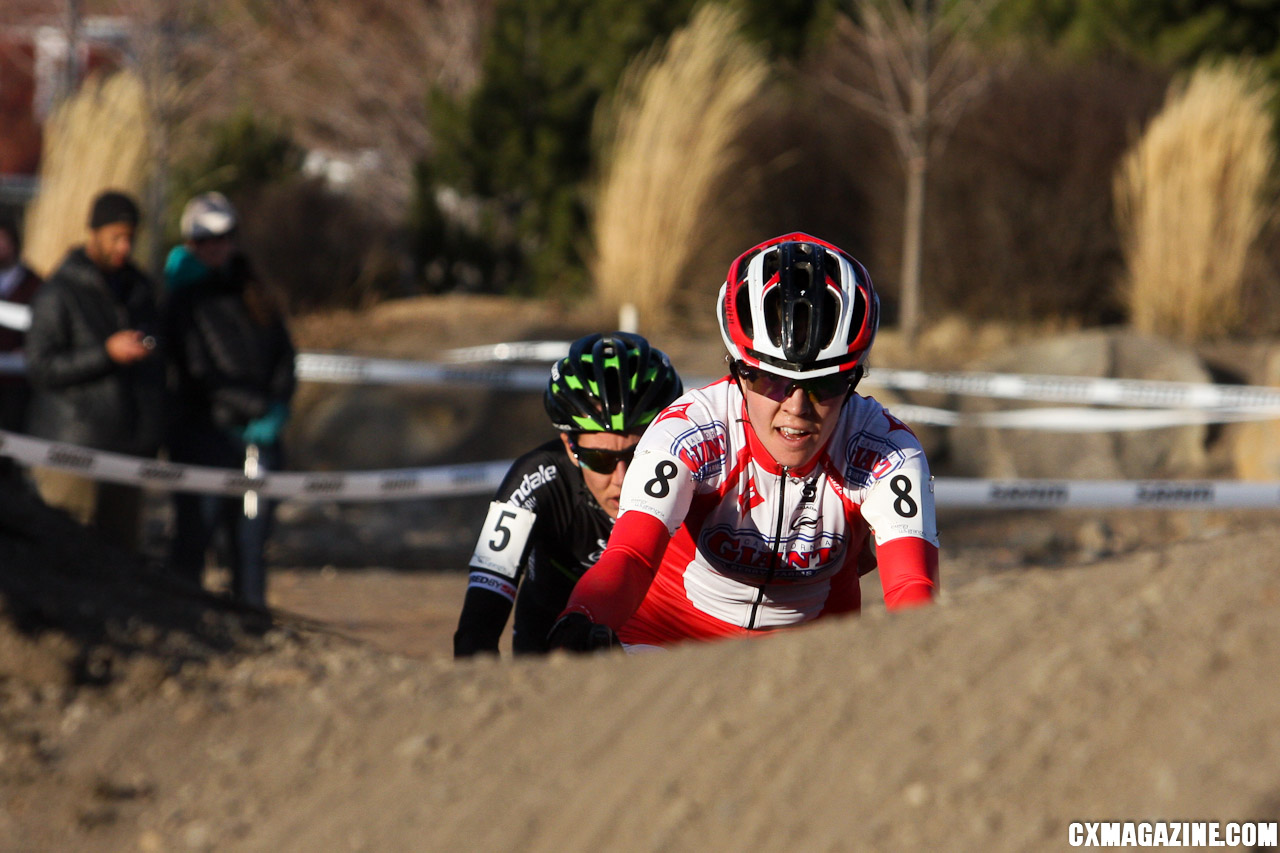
(88, 190, 141, 229)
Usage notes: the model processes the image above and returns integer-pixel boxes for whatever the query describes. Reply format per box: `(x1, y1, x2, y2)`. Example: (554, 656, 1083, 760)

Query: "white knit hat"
(180, 192, 238, 240)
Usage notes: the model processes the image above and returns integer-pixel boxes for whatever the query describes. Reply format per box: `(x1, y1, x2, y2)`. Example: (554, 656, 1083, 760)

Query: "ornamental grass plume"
(23, 71, 152, 277)
(591, 3, 769, 329)
(1114, 61, 1276, 342)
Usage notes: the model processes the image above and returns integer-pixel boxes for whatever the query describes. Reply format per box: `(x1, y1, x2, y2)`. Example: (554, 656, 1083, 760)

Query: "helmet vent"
(735, 286, 755, 339)
(847, 288, 867, 345)
(602, 365, 623, 415)
(791, 301, 811, 352)
(762, 248, 780, 282)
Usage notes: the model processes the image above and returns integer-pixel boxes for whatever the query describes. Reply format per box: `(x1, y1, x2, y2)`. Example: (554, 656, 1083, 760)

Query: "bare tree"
(225, 0, 491, 219)
(110, 1, 247, 270)
(826, 0, 997, 346)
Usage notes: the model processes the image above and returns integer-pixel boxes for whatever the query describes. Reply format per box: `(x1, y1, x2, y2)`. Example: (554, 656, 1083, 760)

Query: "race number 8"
(645, 460, 679, 498)
(620, 449, 694, 531)
(890, 475, 918, 518)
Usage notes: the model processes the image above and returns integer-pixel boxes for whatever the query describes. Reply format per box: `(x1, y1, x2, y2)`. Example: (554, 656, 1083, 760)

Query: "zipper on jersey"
(746, 467, 789, 630)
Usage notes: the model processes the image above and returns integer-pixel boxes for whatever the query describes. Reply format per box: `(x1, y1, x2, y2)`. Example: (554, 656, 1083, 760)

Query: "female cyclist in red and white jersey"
(548, 233, 938, 651)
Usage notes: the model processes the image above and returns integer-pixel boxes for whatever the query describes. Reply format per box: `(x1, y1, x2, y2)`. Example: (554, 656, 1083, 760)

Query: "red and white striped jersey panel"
(616, 376, 937, 630)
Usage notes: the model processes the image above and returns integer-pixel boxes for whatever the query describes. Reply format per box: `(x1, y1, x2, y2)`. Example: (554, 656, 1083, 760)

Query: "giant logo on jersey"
(700, 524, 845, 581)
(670, 421, 728, 481)
(844, 431, 907, 488)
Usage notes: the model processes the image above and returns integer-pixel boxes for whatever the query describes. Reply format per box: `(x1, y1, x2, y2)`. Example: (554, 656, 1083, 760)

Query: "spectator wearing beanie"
(25, 190, 164, 553)
(162, 192, 296, 608)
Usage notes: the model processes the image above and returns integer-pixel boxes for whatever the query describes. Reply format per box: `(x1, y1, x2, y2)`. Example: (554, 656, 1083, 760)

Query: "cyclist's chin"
(588, 487, 623, 518)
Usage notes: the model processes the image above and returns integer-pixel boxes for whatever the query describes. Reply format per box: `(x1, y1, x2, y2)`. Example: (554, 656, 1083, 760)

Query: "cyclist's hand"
(547, 612, 620, 653)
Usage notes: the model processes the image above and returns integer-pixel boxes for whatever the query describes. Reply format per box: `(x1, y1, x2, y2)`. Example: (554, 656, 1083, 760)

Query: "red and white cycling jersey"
(562, 376, 939, 646)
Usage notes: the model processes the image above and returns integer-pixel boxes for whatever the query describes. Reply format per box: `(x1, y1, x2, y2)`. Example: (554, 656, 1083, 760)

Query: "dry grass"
(590, 3, 769, 330)
(1114, 61, 1276, 342)
(22, 71, 152, 278)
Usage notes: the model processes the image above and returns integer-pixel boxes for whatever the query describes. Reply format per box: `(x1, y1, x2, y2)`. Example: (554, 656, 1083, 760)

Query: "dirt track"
(3, 521, 1278, 853)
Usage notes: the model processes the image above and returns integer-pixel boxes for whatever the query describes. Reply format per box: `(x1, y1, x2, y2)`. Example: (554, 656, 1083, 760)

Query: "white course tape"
(0, 300, 31, 332)
(294, 351, 548, 391)
(936, 478, 1280, 509)
(442, 340, 571, 363)
(889, 403, 1280, 431)
(4, 430, 1279, 508)
(0, 430, 508, 502)
(8, 342, 1280, 428)
(865, 367, 1280, 411)
(303, 350, 1280, 415)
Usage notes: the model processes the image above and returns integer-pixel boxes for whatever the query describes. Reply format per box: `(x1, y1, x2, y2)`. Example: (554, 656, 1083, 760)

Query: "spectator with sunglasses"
(452, 332, 683, 657)
(549, 233, 938, 652)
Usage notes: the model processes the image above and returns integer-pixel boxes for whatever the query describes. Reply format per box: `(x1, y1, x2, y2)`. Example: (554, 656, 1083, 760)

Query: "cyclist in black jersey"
(453, 332, 683, 656)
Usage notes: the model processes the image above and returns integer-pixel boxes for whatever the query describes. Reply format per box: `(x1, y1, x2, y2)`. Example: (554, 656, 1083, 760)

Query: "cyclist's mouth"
(776, 425, 814, 442)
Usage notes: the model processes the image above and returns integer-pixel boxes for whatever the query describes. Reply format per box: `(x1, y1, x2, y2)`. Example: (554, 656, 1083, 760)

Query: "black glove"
(547, 612, 620, 653)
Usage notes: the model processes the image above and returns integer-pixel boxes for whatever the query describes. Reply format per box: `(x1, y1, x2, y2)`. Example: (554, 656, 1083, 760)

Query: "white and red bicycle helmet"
(717, 233, 880, 379)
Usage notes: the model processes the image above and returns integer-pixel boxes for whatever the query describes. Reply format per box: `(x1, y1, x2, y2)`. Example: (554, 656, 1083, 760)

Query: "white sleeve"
(859, 447, 939, 547)
(618, 448, 695, 536)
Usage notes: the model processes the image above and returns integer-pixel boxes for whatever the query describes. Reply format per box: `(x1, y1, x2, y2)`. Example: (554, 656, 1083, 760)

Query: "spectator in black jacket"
(25, 190, 163, 552)
(164, 193, 296, 608)
(0, 213, 43, 482)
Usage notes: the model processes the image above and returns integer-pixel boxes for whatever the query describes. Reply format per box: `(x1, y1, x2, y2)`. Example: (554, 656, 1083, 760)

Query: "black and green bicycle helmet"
(545, 332, 683, 432)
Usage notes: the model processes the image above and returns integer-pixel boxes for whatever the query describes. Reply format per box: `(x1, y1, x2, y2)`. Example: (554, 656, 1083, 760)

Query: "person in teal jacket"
(163, 192, 296, 608)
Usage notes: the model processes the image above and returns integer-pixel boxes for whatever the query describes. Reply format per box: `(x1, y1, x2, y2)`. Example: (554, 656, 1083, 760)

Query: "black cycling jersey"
(453, 439, 613, 656)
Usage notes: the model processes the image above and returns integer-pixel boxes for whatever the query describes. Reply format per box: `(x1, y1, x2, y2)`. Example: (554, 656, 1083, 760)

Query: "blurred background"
(4, 0, 1280, 569)
(2, 0, 1277, 333)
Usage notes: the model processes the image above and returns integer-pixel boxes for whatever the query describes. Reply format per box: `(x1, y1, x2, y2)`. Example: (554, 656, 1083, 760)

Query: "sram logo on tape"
(1136, 482, 1214, 504)
(988, 482, 1069, 504)
(139, 462, 184, 482)
(379, 473, 419, 493)
(224, 473, 267, 491)
(303, 475, 345, 494)
(46, 444, 94, 469)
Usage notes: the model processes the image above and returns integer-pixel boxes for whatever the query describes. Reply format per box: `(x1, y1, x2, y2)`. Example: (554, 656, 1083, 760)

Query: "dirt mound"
(4, 520, 1278, 852)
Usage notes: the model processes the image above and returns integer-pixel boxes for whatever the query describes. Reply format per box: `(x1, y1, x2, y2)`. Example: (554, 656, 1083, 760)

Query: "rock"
(1231, 344, 1280, 480)
(290, 383, 550, 472)
(947, 330, 1212, 480)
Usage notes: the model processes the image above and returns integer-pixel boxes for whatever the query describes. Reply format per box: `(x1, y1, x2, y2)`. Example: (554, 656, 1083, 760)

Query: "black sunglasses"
(733, 362, 854, 404)
(570, 443, 636, 474)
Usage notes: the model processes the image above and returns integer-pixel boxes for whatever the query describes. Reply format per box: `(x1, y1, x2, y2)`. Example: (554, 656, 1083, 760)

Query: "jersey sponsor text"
(701, 523, 845, 580)
(505, 463, 558, 510)
(670, 422, 729, 481)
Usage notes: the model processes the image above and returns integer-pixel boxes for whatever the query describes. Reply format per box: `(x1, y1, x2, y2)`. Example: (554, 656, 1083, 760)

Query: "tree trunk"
(899, 151, 926, 348)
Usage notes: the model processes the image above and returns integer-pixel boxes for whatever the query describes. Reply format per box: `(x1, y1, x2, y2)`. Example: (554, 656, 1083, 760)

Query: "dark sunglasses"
(570, 443, 636, 474)
(733, 362, 853, 404)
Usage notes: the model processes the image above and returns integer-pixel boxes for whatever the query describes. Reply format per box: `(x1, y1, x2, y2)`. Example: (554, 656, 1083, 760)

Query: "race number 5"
(470, 502, 536, 578)
(489, 509, 519, 550)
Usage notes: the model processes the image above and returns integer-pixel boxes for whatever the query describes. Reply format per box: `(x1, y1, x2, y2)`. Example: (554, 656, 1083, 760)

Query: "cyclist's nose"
(780, 385, 813, 414)
(612, 459, 629, 485)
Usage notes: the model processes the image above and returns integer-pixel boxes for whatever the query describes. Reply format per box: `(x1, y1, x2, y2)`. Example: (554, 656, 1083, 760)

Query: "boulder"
(1231, 344, 1280, 481)
(946, 330, 1212, 480)
(289, 385, 550, 471)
